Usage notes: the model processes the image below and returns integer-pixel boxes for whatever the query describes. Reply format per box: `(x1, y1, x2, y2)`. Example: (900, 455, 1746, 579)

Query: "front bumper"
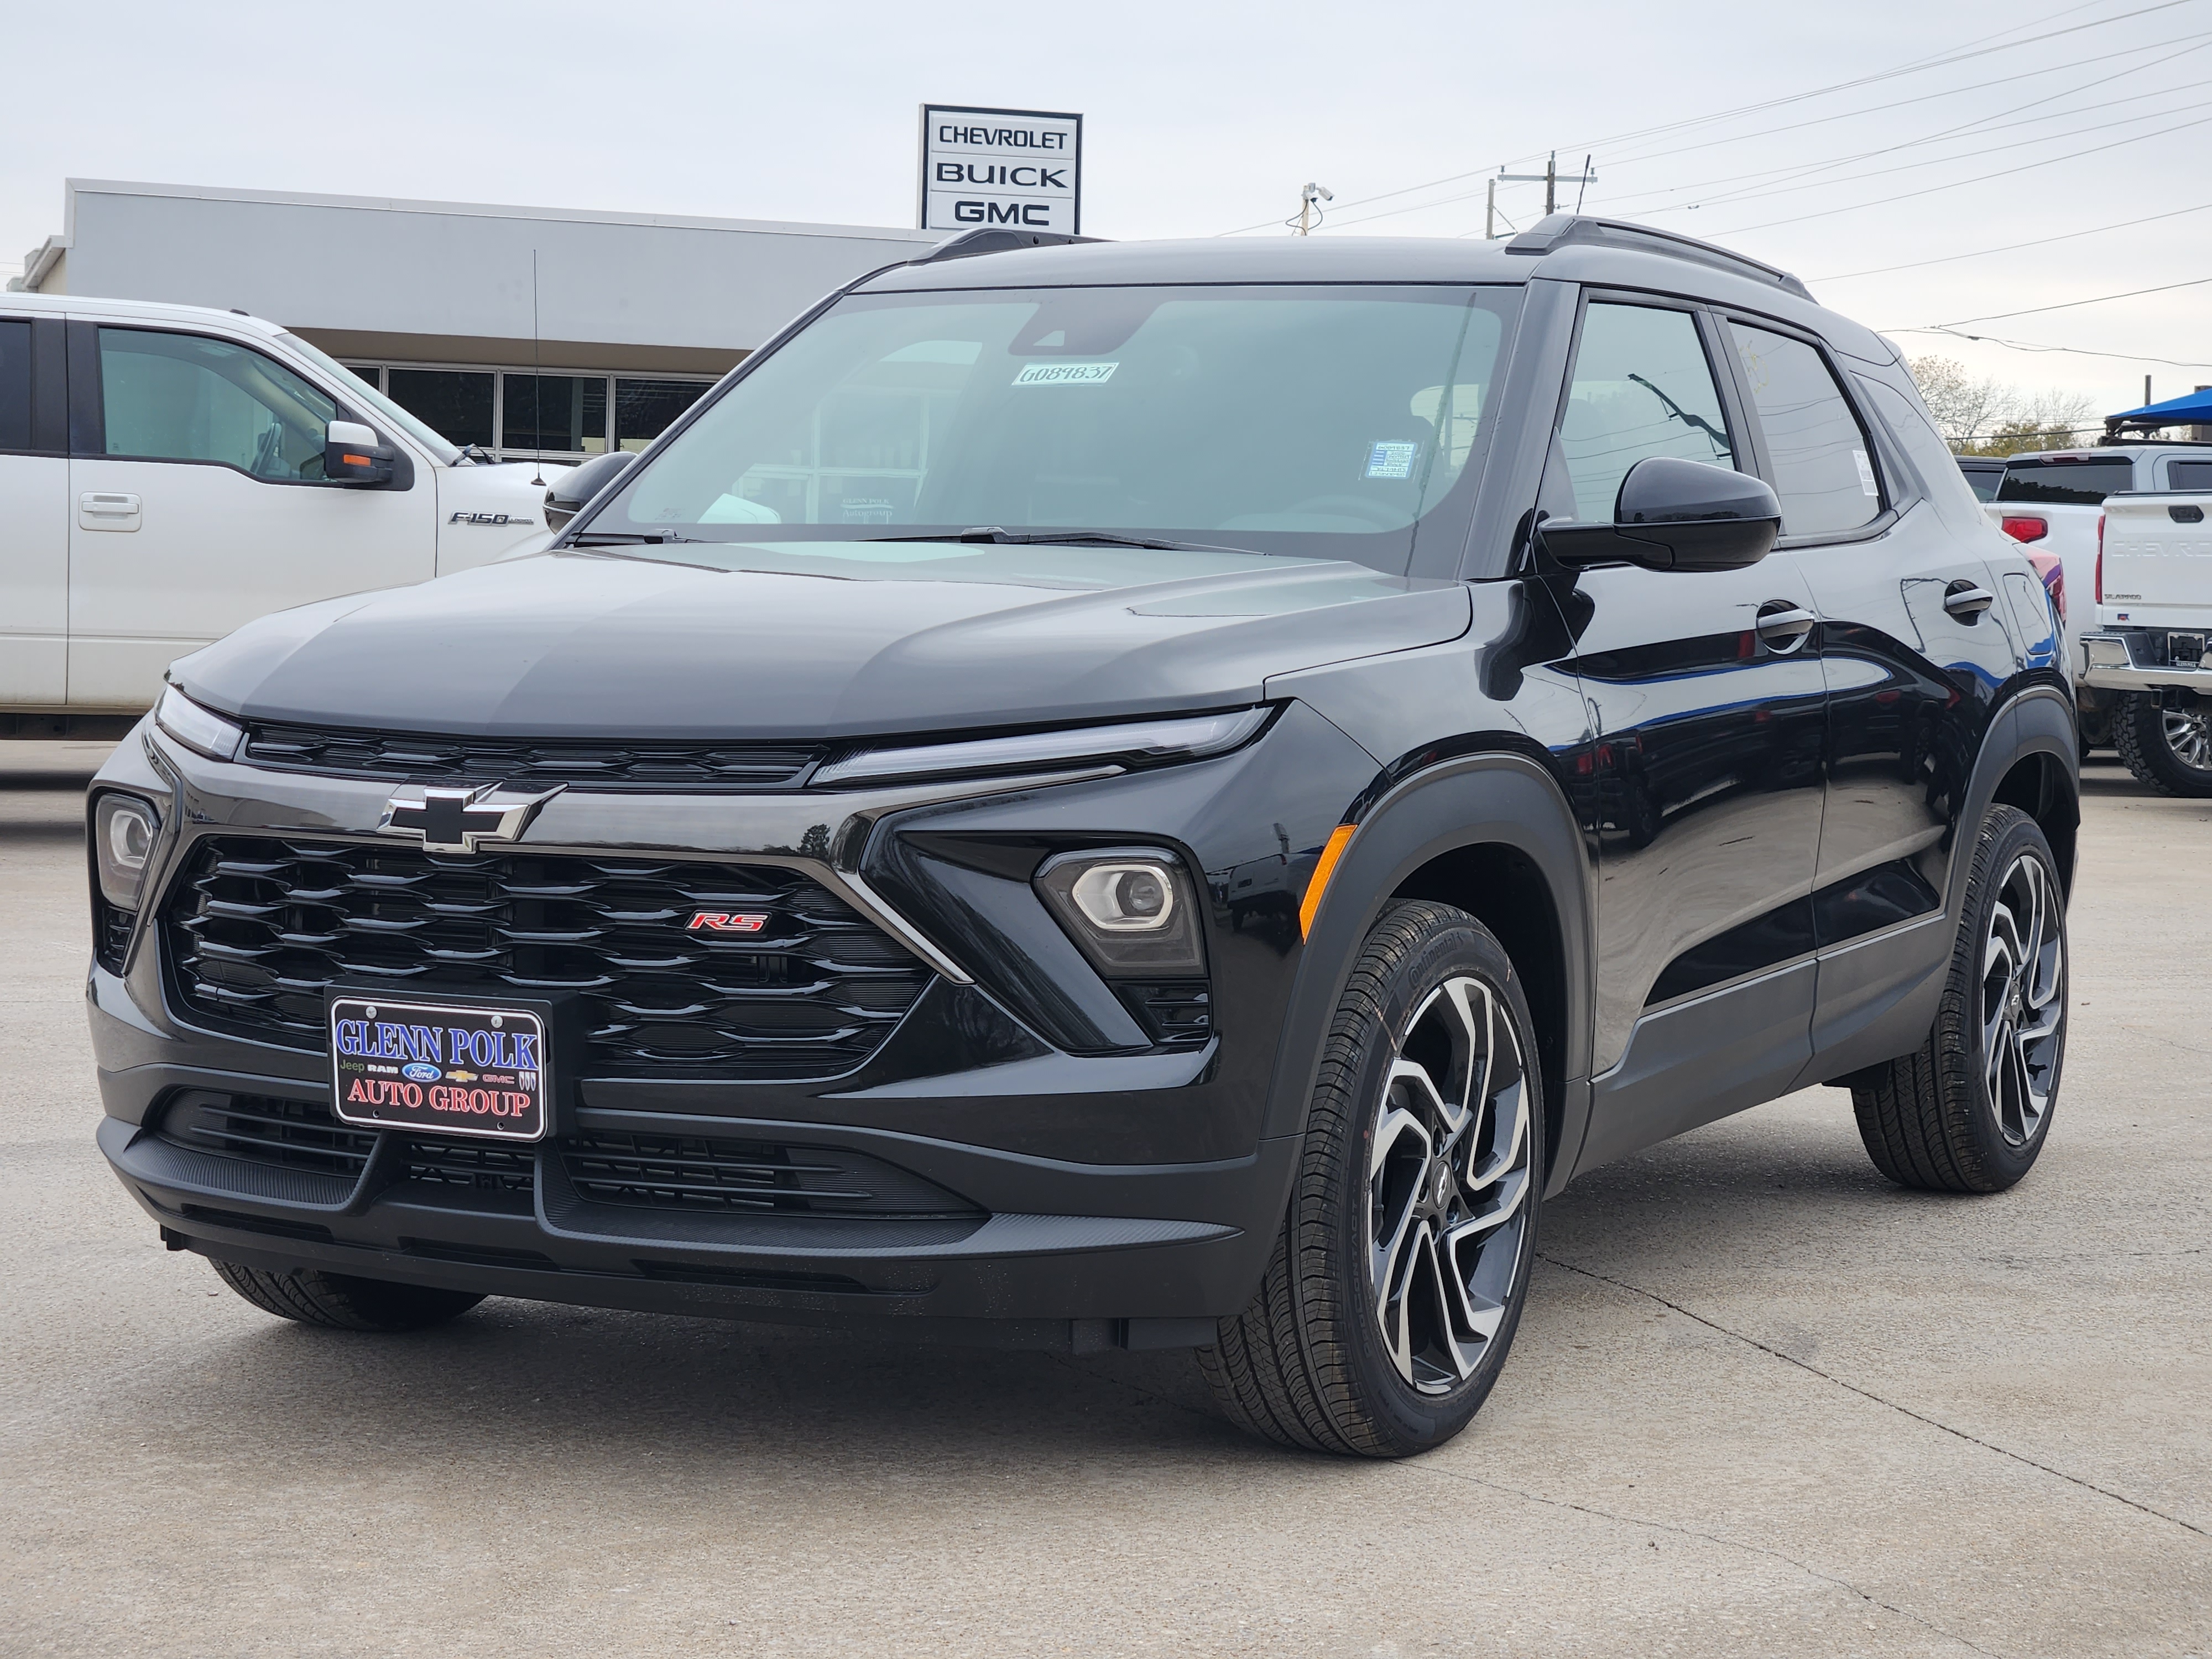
(88, 704, 1378, 1344)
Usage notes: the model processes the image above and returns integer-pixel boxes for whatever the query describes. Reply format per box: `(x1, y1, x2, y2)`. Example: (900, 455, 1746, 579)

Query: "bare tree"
(1907, 357, 2099, 455)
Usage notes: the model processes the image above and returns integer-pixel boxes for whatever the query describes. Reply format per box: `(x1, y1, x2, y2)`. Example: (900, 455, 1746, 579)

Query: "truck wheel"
(1198, 901, 1542, 1457)
(211, 1259, 485, 1331)
(1851, 805, 2065, 1193)
(2114, 691, 2212, 796)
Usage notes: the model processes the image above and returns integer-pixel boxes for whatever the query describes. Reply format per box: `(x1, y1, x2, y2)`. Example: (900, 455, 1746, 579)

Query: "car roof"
(0, 290, 290, 340)
(858, 215, 1897, 366)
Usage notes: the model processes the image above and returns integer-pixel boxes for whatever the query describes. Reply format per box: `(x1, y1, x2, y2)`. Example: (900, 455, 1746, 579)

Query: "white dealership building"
(11, 179, 941, 463)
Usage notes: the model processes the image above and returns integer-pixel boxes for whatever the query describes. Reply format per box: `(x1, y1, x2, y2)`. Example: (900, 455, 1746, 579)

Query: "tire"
(1198, 900, 1543, 1457)
(2114, 691, 2212, 797)
(211, 1259, 485, 1331)
(1851, 805, 2066, 1193)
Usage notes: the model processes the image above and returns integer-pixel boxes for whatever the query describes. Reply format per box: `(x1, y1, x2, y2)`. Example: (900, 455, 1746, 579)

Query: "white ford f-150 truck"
(0, 293, 556, 734)
(2080, 486, 2212, 794)
(1985, 443, 2212, 754)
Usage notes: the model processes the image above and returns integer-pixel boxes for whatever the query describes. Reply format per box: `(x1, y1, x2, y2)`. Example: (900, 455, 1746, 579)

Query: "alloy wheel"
(1981, 852, 2064, 1147)
(1365, 976, 1533, 1394)
(2161, 705, 2212, 772)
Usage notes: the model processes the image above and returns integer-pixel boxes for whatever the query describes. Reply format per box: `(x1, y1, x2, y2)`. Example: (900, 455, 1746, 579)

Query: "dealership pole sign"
(918, 105, 1083, 234)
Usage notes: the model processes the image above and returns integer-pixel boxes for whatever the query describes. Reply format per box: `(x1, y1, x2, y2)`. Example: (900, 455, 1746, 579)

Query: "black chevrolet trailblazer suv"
(88, 218, 2076, 1457)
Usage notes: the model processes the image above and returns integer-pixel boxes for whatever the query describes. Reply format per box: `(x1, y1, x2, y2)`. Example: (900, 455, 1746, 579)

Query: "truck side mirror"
(545, 450, 639, 532)
(325, 419, 397, 487)
(1538, 456, 1781, 573)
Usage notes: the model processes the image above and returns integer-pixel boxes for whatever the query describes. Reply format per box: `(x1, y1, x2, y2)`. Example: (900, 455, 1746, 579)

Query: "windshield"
(1996, 455, 2135, 505)
(587, 284, 1519, 573)
(276, 332, 463, 466)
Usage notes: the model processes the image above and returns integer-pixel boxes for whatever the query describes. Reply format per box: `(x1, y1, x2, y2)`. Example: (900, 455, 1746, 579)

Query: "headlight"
(812, 707, 1269, 788)
(92, 792, 161, 910)
(1036, 849, 1205, 975)
(154, 684, 244, 761)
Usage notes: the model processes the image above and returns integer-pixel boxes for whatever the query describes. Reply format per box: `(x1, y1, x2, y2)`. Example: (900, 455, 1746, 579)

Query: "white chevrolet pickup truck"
(2080, 486, 2212, 794)
(1986, 443, 2212, 757)
(0, 293, 556, 734)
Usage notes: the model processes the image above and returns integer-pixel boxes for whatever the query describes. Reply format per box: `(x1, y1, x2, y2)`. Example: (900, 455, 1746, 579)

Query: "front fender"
(1260, 751, 1595, 1197)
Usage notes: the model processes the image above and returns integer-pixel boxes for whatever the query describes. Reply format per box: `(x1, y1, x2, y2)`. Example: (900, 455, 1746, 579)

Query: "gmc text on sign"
(919, 104, 1083, 234)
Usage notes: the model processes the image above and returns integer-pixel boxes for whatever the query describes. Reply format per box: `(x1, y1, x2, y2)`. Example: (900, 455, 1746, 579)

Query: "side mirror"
(324, 419, 397, 486)
(1538, 456, 1781, 572)
(545, 450, 639, 533)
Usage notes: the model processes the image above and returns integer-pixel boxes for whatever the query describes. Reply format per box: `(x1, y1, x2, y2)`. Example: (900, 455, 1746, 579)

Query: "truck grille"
(239, 722, 823, 791)
(164, 838, 931, 1079)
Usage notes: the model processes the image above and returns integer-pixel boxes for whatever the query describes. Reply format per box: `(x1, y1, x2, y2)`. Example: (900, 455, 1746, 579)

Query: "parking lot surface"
(3, 751, 2205, 1657)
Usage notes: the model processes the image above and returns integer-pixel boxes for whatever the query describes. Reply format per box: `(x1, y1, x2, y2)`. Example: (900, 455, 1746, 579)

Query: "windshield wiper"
(566, 530, 703, 546)
(862, 525, 1254, 556)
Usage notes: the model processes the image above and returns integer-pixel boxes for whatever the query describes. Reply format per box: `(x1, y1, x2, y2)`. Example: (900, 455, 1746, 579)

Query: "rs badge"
(687, 912, 769, 933)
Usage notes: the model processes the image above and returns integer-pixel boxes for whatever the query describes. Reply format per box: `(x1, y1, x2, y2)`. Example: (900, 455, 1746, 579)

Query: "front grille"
(562, 1131, 980, 1218)
(164, 838, 931, 1079)
(159, 1091, 377, 1180)
(405, 1138, 536, 1193)
(239, 721, 824, 792)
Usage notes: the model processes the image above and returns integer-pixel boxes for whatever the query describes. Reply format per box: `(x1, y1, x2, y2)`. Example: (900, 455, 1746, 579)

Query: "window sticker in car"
(1853, 449, 1878, 496)
(1013, 361, 1118, 387)
(1365, 441, 1418, 480)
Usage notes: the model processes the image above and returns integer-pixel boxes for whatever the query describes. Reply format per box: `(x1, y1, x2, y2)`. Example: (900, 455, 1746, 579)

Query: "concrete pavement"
(2, 756, 2205, 1657)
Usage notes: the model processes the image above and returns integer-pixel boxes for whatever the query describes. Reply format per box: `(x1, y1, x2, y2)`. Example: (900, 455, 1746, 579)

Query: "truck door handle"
(78, 491, 142, 531)
(1754, 601, 1817, 653)
(1944, 581, 1996, 620)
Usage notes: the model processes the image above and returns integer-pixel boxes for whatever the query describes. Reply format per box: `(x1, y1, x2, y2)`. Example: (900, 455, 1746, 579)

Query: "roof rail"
(911, 228, 1106, 265)
(1504, 215, 1813, 301)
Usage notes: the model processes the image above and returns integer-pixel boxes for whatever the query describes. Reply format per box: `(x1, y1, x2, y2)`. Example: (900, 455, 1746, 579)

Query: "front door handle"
(1944, 580, 1996, 620)
(1755, 600, 1817, 654)
(78, 491, 142, 531)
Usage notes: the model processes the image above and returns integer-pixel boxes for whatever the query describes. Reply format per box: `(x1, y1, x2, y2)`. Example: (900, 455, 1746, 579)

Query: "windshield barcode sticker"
(1013, 361, 1119, 387)
(1365, 441, 1418, 480)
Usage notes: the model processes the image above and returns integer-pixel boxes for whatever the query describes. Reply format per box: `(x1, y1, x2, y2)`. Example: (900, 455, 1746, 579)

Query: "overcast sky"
(7, 0, 2205, 422)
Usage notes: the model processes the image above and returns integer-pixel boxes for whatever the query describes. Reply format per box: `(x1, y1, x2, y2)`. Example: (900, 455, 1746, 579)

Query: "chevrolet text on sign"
(919, 104, 1083, 234)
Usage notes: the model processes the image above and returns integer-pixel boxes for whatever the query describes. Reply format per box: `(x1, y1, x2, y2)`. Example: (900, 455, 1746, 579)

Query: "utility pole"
(1295, 181, 1332, 235)
(1489, 155, 1597, 238)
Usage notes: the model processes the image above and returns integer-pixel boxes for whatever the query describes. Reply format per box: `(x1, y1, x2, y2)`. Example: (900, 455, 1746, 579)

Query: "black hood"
(174, 542, 1472, 740)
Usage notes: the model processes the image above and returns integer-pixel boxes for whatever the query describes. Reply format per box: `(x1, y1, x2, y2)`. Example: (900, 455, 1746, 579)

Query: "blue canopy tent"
(2105, 387, 2212, 437)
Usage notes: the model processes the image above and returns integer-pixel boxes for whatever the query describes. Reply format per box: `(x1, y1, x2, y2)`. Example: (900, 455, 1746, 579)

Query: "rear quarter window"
(1996, 457, 2135, 505)
(2165, 459, 2212, 492)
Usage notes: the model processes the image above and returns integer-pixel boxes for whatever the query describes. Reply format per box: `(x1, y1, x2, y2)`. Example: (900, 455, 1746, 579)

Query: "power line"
(1927, 273, 2212, 327)
(1702, 106, 2212, 236)
(1214, 0, 2183, 236)
(1599, 46, 2212, 216)
(1813, 200, 2212, 281)
(1893, 326, 2212, 372)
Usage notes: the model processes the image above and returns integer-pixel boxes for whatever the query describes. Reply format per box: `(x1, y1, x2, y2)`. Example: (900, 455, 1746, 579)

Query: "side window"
(1858, 376, 1974, 508)
(98, 328, 338, 481)
(0, 320, 30, 452)
(1557, 303, 1735, 522)
(2167, 460, 2212, 491)
(1728, 323, 1881, 536)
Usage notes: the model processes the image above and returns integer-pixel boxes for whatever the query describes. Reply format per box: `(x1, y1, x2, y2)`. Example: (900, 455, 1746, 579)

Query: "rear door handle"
(1755, 600, 1817, 653)
(79, 491, 142, 531)
(1944, 580, 1996, 620)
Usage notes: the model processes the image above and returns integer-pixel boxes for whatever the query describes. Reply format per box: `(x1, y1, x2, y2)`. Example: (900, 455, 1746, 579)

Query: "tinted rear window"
(1996, 456, 2135, 505)
(1958, 459, 2004, 502)
(2167, 460, 2212, 492)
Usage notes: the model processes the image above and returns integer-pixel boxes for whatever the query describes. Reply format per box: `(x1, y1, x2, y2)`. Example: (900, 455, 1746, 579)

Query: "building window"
(346, 364, 714, 461)
(504, 373, 608, 455)
(617, 378, 710, 451)
(388, 369, 495, 451)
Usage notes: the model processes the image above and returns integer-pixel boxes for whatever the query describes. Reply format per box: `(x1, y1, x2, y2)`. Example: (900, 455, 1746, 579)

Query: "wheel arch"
(1261, 752, 1594, 1199)
(1986, 687, 2080, 898)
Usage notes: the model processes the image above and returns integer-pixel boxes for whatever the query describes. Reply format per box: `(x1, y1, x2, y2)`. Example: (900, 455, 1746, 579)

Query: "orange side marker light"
(1299, 823, 1357, 939)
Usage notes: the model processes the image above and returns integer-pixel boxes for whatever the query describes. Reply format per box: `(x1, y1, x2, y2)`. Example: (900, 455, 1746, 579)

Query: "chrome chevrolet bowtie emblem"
(376, 784, 561, 853)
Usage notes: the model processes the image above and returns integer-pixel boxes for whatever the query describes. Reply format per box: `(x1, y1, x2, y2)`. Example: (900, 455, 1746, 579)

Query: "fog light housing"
(1036, 849, 1204, 975)
(92, 792, 160, 911)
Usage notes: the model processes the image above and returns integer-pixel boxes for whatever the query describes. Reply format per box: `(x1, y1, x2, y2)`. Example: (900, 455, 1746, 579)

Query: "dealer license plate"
(328, 994, 549, 1141)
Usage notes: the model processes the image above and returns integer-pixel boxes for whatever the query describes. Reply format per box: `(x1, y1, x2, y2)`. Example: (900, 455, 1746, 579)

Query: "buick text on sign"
(919, 104, 1083, 234)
